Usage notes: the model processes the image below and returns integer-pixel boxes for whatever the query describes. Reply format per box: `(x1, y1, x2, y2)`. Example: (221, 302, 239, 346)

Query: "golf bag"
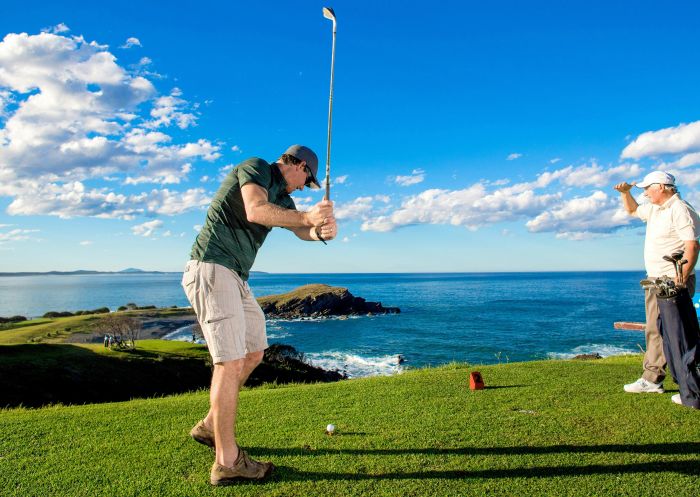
(656, 288, 700, 409)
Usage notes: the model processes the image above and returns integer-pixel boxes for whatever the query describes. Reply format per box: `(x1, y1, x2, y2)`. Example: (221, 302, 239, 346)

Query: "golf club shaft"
(324, 8, 336, 201)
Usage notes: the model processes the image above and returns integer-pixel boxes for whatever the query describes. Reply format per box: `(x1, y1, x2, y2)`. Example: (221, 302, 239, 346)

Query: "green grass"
(1, 354, 698, 496)
(0, 308, 193, 345)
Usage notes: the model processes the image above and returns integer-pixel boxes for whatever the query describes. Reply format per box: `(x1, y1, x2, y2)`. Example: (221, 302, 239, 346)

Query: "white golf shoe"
(623, 378, 664, 393)
(672, 394, 683, 405)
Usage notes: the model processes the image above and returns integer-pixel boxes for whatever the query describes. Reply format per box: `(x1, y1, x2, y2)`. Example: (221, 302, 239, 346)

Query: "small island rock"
(257, 284, 400, 319)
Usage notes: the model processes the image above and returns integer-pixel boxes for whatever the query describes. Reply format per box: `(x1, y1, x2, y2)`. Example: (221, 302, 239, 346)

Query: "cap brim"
(307, 171, 321, 189)
(635, 181, 651, 188)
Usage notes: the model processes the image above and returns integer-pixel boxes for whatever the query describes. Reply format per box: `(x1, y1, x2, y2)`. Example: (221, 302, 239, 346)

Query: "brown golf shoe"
(210, 448, 275, 485)
(189, 420, 215, 448)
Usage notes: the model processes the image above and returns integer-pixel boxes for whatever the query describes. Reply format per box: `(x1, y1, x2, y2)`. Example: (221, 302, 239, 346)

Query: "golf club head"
(322, 7, 336, 21)
(663, 255, 675, 263)
(672, 251, 684, 260)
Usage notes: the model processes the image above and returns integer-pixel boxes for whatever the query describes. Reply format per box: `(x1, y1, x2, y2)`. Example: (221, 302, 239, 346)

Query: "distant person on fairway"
(614, 171, 700, 398)
(182, 145, 336, 485)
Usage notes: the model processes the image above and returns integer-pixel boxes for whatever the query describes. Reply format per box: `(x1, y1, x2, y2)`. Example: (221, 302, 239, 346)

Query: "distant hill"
(0, 270, 170, 277)
(0, 269, 268, 277)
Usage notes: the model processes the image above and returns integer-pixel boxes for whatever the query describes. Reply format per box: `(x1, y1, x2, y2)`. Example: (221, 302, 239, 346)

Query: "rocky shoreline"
(258, 284, 401, 319)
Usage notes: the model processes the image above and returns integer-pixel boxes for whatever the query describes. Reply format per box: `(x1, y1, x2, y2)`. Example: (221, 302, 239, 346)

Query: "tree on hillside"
(96, 314, 142, 348)
(192, 322, 204, 343)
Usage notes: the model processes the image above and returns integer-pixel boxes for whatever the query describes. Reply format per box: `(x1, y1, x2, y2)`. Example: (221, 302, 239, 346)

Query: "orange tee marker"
(469, 371, 485, 390)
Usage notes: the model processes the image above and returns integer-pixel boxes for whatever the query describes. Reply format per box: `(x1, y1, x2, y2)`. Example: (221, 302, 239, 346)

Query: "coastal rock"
(257, 284, 400, 319)
(573, 353, 602, 360)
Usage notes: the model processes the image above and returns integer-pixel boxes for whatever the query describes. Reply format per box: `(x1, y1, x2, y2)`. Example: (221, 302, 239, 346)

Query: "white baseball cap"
(636, 171, 676, 188)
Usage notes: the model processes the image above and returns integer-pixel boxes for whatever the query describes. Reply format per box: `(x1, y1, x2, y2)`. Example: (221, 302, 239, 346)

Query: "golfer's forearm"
(291, 226, 321, 241)
(620, 192, 639, 214)
(246, 202, 311, 228)
(684, 240, 700, 274)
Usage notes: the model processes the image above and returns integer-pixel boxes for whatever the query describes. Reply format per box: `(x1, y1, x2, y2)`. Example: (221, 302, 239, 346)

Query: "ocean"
(0, 271, 669, 377)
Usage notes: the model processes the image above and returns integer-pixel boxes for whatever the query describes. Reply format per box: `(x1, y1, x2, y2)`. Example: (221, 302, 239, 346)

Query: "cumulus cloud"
(525, 191, 633, 239)
(550, 158, 561, 164)
(43, 23, 70, 34)
(357, 162, 648, 238)
(79, 240, 93, 245)
(145, 87, 199, 129)
(507, 153, 522, 161)
(622, 120, 700, 159)
(132, 219, 163, 237)
(661, 152, 700, 170)
(394, 169, 425, 186)
(362, 184, 560, 232)
(120, 37, 142, 49)
(335, 175, 349, 184)
(0, 30, 221, 220)
(1, 180, 210, 219)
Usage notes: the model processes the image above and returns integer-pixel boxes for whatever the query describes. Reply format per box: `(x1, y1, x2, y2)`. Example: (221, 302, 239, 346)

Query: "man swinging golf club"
(614, 171, 700, 402)
(182, 145, 337, 485)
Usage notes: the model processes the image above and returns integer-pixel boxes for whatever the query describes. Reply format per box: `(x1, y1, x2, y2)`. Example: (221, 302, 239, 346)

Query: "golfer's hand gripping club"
(306, 200, 335, 244)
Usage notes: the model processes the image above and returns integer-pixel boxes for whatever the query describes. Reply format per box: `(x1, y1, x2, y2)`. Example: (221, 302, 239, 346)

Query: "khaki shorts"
(181, 260, 267, 363)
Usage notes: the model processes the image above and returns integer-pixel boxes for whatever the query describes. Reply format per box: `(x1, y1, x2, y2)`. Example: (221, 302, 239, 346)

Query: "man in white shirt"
(614, 171, 700, 402)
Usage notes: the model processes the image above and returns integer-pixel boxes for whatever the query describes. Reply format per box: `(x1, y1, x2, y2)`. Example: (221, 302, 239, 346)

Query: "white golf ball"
(326, 424, 335, 434)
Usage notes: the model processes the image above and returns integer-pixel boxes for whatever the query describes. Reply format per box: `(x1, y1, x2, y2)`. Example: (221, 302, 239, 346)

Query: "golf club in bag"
(656, 287, 700, 408)
(647, 250, 700, 408)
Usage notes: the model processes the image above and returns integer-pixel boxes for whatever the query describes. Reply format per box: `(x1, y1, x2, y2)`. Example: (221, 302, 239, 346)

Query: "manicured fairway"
(1, 355, 698, 496)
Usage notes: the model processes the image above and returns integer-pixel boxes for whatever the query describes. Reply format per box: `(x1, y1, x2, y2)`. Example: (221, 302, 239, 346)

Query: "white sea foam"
(306, 351, 405, 378)
(162, 325, 205, 344)
(547, 344, 638, 360)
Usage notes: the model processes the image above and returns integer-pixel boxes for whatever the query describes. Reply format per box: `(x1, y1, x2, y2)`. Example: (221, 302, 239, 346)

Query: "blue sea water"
(0, 272, 663, 376)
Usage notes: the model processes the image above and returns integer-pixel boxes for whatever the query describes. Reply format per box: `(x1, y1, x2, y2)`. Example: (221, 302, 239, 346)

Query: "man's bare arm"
(290, 218, 337, 241)
(241, 183, 332, 228)
(682, 239, 700, 285)
(613, 182, 639, 215)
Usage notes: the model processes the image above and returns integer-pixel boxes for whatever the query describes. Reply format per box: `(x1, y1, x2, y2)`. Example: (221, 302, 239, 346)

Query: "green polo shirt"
(189, 158, 296, 280)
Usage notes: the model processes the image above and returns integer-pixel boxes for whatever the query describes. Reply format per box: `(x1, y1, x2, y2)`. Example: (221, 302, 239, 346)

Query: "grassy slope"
(1, 355, 698, 497)
(0, 340, 212, 408)
(0, 308, 192, 345)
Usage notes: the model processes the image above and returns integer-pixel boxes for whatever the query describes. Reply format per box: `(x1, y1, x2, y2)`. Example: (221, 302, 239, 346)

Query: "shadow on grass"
(271, 459, 700, 480)
(249, 442, 700, 458)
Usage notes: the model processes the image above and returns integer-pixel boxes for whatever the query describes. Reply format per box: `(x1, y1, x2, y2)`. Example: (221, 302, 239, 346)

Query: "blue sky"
(1, 1, 700, 272)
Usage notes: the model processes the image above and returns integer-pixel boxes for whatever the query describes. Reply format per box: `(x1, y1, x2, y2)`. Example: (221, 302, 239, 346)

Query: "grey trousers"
(642, 274, 696, 383)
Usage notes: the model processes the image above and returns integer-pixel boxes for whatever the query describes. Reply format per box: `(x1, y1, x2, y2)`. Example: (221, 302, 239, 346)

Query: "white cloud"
(335, 175, 349, 184)
(525, 191, 633, 238)
(557, 162, 643, 188)
(622, 120, 700, 159)
(43, 23, 70, 34)
(394, 169, 425, 186)
(131, 219, 163, 237)
(507, 153, 522, 161)
(194, 224, 202, 232)
(362, 183, 560, 232)
(120, 37, 142, 49)
(660, 152, 700, 170)
(1, 181, 210, 219)
(0, 30, 221, 219)
(231, 145, 241, 152)
(550, 158, 561, 164)
(0, 227, 39, 243)
(145, 87, 199, 130)
(342, 236, 350, 243)
(359, 162, 646, 237)
(79, 240, 92, 245)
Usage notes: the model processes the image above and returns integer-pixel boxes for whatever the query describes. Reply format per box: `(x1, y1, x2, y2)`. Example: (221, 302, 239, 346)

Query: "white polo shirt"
(636, 194, 700, 277)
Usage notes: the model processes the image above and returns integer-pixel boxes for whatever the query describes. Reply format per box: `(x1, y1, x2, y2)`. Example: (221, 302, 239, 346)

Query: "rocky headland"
(257, 284, 401, 319)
